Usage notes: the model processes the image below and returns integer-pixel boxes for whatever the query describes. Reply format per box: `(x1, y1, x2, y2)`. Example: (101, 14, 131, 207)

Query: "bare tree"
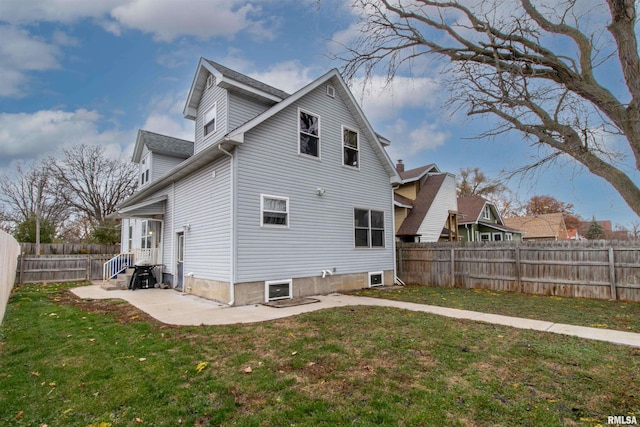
(0, 160, 68, 228)
(337, 0, 640, 217)
(456, 166, 519, 217)
(49, 144, 138, 225)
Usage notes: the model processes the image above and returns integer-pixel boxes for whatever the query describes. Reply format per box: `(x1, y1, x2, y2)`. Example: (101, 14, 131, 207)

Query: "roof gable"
(399, 163, 440, 183)
(397, 174, 448, 236)
(226, 69, 401, 182)
(132, 130, 194, 163)
(183, 58, 289, 120)
(457, 195, 505, 225)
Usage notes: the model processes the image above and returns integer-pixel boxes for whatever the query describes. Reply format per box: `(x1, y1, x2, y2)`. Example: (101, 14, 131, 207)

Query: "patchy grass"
(351, 285, 640, 333)
(0, 282, 638, 426)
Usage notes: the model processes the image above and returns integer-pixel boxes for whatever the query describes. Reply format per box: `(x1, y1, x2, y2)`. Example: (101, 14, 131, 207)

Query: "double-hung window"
(140, 156, 150, 186)
(204, 104, 216, 137)
(343, 126, 359, 168)
(261, 195, 289, 227)
(482, 205, 491, 220)
(354, 208, 385, 248)
(299, 109, 319, 157)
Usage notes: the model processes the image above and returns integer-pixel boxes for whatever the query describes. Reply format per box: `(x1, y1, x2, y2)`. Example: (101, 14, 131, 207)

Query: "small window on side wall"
(343, 127, 359, 168)
(265, 279, 292, 302)
(261, 195, 289, 227)
(204, 104, 216, 137)
(299, 109, 319, 158)
(369, 271, 384, 287)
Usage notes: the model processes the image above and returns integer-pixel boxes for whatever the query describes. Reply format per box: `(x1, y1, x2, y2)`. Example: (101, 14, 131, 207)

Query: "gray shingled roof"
(205, 59, 290, 100)
(139, 130, 193, 158)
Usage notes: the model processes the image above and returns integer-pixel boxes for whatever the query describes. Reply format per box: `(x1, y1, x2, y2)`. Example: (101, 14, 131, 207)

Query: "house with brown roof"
(457, 195, 523, 242)
(394, 161, 458, 242)
(503, 213, 569, 241)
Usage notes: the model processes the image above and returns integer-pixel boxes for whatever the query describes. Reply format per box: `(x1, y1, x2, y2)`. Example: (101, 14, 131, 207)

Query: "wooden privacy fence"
(397, 241, 640, 302)
(15, 255, 113, 284)
(19, 243, 120, 255)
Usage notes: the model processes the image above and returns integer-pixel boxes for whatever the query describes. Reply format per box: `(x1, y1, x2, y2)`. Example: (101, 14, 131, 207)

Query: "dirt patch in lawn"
(51, 289, 165, 326)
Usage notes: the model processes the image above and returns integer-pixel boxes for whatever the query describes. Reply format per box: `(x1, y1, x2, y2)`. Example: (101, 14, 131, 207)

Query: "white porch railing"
(102, 248, 160, 281)
(103, 253, 134, 281)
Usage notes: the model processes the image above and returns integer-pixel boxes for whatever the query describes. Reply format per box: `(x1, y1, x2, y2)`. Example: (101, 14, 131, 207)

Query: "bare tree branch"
(335, 0, 640, 217)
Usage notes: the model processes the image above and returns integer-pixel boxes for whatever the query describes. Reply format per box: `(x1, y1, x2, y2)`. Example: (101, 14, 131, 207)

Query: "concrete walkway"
(72, 283, 640, 348)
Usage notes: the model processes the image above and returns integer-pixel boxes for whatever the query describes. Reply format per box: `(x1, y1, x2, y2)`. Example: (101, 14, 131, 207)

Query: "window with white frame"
(493, 233, 503, 241)
(482, 205, 491, 220)
(299, 109, 319, 157)
(505, 233, 513, 240)
(343, 126, 359, 168)
(140, 156, 150, 186)
(369, 271, 384, 287)
(141, 220, 152, 248)
(261, 195, 289, 227)
(265, 279, 292, 302)
(128, 223, 133, 252)
(354, 208, 385, 248)
(204, 104, 217, 137)
(480, 232, 491, 241)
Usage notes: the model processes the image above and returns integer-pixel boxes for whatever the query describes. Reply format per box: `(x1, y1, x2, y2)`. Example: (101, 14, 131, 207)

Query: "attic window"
(342, 127, 359, 168)
(299, 109, 319, 158)
(326, 85, 336, 97)
(204, 104, 216, 137)
(482, 205, 491, 220)
(206, 74, 214, 88)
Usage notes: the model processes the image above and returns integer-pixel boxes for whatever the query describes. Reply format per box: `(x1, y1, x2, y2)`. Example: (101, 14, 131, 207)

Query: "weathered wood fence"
(19, 243, 120, 255)
(397, 241, 640, 302)
(15, 255, 113, 284)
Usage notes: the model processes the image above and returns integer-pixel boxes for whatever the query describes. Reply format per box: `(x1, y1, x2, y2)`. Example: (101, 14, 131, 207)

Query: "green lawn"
(351, 285, 640, 333)
(0, 282, 638, 426)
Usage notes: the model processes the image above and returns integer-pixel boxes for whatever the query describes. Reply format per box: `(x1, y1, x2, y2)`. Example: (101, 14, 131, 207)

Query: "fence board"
(19, 243, 119, 255)
(15, 255, 112, 284)
(397, 241, 640, 302)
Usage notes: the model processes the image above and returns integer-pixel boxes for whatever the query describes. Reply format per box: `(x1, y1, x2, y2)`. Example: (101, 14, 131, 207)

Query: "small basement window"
(265, 279, 292, 302)
(369, 271, 384, 287)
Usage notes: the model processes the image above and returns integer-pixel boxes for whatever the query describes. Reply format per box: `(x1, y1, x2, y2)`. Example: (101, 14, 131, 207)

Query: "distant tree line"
(0, 144, 137, 245)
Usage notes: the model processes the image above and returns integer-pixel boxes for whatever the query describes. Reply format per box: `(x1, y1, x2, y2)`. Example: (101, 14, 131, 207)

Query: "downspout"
(171, 182, 176, 288)
(219, 143, 235, 305)
(391, 185, 398, 286)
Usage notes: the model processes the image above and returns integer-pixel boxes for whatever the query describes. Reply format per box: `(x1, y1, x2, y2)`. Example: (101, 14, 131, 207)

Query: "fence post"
(608, 246, 617, 300)
(515, 246, 521, 293)
(87, 255, 92, 281)
(19, 254, 24, 284)
(450, 248, 455, 287)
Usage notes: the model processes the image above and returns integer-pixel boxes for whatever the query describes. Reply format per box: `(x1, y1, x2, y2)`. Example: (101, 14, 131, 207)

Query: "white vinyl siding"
(151, 154, 187, 182)
(195, 82, 227, 154)
(416, 174, 458, 242)
(234, 80, 394, 283)
(171, 158, 232, 282)
(228, 92, 274, 130)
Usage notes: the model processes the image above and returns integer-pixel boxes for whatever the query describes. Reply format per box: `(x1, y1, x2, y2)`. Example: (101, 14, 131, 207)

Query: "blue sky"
(0, 0, 638, 228)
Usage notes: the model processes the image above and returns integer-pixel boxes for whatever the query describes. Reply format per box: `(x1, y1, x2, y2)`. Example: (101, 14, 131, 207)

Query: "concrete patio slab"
(72, 283, 640, 348)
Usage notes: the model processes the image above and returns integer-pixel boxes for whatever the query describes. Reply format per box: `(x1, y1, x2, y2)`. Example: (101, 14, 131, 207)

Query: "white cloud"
(0, 26, 63, 97)
(110, 0, 274, 42)
(139, 92, 194, 141)
(0, 0, 124, 24)
(351, 75, 442, 123)
(383, 119, 450, 162)
(0, 109, 133, 169)
(248, 60, 316, 94)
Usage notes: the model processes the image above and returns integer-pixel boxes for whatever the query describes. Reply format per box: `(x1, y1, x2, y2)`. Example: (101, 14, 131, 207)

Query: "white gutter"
(218, 143, 236, 305)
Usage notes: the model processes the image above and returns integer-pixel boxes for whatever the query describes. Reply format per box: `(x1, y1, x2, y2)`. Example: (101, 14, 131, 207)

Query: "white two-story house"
(112, 58, 401, 306)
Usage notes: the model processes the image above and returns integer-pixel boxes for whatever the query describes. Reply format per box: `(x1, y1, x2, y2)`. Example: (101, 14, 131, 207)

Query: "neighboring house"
(394, 161, 458, 242)
(577, 219, 628, 240)
(458, 195, 522, 242)
(113, 58, 401, 306)
(503, 213, 569, 241)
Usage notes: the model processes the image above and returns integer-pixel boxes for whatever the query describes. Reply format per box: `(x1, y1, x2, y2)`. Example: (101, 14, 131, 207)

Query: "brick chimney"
(396, 159, 405, 173)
